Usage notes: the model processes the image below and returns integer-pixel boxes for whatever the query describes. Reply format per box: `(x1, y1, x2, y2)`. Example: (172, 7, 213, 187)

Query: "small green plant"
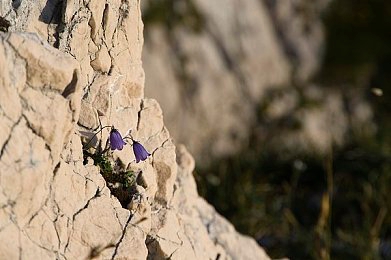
(123, 170, 137, 188)
(82, 125, 150, 208)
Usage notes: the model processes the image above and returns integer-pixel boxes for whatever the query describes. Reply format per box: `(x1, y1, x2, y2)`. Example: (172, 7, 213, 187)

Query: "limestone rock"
(258, 84, 374, 156)
(0, 1, 271, 259)
(265, 0, 331, 82)
(141, 0, 337, 162)
(142, 0, 292, 162)
(148, 145, 270, 260)
(0, 32, 81, 259)
(2, 0, 144, 97)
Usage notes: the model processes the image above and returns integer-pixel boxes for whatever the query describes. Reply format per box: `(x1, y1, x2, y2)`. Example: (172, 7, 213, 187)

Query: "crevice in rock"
(119, 0, 130, 20)
(102, 4, 110, 33)
(63, 218, 72, 255)
(82, 148, 139, 208)
(0, 16, 11, 32)
(52, 217, 62, 257)
(0, 116, 22, 160)
(22, 115, 53, 157)
(22, 228, 58, 256)
(146, 232, 184, 260)
(39, 0, 65, 48)
(11, 0, 22, 10)
(62, 70, 79, 98)
(87, 244, 116, 260)
(111, 213, 132, 260)
(166, 246, 180, 259)
(72, 188, 101, 221)
(150, 137, 170, 157)
(39, 0, 63, 25)
(25, 161, 61, 232)
(18, 226, 22, 260)
(82, 73, 98, 97)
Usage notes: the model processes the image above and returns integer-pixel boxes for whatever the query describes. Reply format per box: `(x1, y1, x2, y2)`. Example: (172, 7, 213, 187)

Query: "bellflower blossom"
(132, 141, 151, 163)
(109, 128, 126, 150)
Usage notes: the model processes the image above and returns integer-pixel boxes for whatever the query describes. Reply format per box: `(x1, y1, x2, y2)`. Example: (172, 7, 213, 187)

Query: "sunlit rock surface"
(0, 1, 269, 259)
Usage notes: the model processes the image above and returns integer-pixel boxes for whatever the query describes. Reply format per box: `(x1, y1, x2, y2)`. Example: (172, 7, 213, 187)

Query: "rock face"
(0, 1, 269, 260)
(142, 0, 362, 162)
(143, 0, 291, 162)
(264, 0, 331, 83)
(0, 33, 81, 259)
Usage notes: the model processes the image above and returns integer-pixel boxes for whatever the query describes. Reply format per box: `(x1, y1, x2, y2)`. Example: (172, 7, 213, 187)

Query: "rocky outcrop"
(0, 1, 269, 259)
(0, 33, 81, 259)
(264, 0, 331, 83)
(142, 0, 368, 162)
(143, 0, 291, 162)
(1, 0, 144, 97)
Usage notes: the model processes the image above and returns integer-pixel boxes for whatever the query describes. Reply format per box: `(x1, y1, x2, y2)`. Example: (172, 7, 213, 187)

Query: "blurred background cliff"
(141, 0, 391, 259)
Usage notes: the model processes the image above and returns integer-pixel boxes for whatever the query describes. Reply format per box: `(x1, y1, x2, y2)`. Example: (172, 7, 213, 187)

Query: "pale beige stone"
(146, 145, 270, 260)
(58, 0, 144, 98)
(127, 186, 152, 234)
(65, 197, 127, 259)
(7, 33, 78, 91)
(136, 99, 164, 140)
(151, 141, 177, 205)
(148, 209, 183, 259)
(90, 44, 112, 73)
(0, 32, 84, 259)
(24, 210, 59, 253)
(113, 225, 148, 260)
(20, 87, 75, 161)
(87, 1, 106, 40)
(79, 100, 99, 129)
(0, 41, 22, 122)
(0, 2, 272, 260)
(0, 118, 51, 228)
(131, 163, 157, 202)
(0, 223, 20, 259)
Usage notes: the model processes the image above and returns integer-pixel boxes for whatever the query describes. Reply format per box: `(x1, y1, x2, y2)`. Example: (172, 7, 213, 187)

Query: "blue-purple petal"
(132, 141, 150, 163)
(110, 129, 126, 150)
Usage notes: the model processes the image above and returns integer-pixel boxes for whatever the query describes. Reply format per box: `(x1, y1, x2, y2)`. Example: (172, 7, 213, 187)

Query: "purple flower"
(132, 141, 151, 163)
(109, 128, 126, 150)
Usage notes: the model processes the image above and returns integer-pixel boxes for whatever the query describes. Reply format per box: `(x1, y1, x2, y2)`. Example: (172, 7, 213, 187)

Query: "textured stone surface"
(0, 32, 82, 259)
(174, 145, 270, 260)
(143, 0, 291, 162)
(141, 0, 348, 163)
(0, 1, 271, 259)
(265, 0, 331, 82)
(2, 0, 144, 98)
(147, 145, 270, 260)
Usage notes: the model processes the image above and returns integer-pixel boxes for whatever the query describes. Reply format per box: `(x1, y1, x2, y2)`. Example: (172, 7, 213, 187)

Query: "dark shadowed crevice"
(39, 0, 63, 24)
(111, 214, 133, 260)
(38, 0, 66, 48)
(82, 148, 141, 209)
(12, 0, 22, 9)
(72, 188, 101, 221)
(0, 16, 11, 32)
(0, 116, 22, 159)
(62, 71, 78, 98)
